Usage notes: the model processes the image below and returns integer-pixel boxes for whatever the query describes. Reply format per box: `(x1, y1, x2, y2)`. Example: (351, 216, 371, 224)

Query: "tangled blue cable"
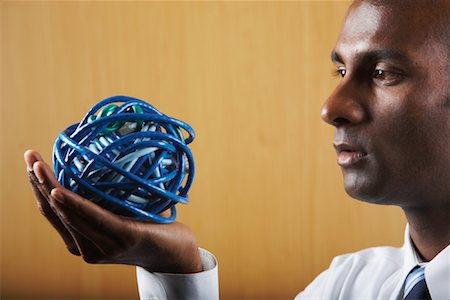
(53, 96, 195, 223)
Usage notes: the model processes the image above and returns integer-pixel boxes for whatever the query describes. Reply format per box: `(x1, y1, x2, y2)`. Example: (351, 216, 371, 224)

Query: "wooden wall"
(1, 1, 405, 299)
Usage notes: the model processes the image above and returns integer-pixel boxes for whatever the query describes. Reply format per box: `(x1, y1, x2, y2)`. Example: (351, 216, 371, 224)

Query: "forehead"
(334, 1, 437, 61)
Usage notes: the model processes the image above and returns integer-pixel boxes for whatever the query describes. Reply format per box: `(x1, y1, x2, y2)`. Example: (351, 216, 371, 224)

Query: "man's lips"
(334, 143, 368, 167)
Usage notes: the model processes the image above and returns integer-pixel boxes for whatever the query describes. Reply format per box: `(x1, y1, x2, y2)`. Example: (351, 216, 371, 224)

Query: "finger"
(50, 187, 132, 237)
(24, 149, 44, 171)
(25, 151, 81, 255)
(28, 170, 51, 212)
(48, 201, 111, 262)
(24, 149, 52, 204)
(50, 189, 117, 246)
(32, 160, 62, 195)
(50, 188, 130, 262)
(50, 205, 117, 263)
(27, 171, 80, 255)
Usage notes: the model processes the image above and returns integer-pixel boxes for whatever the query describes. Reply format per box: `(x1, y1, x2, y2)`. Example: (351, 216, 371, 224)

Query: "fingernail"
(24, 153, 33, 172)
(51, 188, 64, 203)
(33, 163, 45, 184)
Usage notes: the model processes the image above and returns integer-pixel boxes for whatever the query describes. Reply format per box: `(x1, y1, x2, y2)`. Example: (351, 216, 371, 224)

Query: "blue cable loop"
(52, 96, 195, 223)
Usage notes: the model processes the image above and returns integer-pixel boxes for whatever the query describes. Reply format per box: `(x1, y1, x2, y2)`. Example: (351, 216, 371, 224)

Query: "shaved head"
(354, 0, 450, 51)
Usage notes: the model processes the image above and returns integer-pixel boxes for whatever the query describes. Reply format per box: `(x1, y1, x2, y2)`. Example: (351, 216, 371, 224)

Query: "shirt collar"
(402, 224, 421, 272)
(402, 224, 450, 300)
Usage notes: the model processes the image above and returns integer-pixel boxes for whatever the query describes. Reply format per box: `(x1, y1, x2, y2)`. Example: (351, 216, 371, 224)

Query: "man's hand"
(24, 150, 203, 274)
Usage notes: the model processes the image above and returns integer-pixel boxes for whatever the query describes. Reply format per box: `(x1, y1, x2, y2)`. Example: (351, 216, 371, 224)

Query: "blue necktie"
(403, 266, 432, 300)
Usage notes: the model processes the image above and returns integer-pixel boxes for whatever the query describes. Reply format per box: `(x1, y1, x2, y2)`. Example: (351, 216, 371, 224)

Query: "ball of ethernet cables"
(53, 96, 195, 223)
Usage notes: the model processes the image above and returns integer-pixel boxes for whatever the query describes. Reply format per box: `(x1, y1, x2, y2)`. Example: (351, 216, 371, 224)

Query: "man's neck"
(404, 205, 450, 261)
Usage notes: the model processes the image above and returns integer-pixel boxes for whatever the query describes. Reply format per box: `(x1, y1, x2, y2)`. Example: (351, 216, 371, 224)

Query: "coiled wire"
(53, 96, 195, 223)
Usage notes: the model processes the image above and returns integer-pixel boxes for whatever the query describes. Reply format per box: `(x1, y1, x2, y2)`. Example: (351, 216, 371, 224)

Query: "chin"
(345, 187, 386, 205)
(343, 176, 391, 205)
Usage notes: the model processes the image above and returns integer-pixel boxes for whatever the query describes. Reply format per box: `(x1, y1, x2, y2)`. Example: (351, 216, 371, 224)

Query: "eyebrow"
(330, 49, 412, 65)
(331, 50, 343, 63)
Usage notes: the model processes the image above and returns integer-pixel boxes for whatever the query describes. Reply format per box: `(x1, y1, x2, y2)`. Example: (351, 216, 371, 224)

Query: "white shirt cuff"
(136, 248, 219, 300)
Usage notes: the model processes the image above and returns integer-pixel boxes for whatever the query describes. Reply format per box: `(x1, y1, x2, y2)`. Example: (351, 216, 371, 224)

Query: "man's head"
(321, 0, 450, 208)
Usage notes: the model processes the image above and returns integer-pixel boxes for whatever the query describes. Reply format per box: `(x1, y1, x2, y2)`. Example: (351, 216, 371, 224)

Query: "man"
(25, 0, 449, 299)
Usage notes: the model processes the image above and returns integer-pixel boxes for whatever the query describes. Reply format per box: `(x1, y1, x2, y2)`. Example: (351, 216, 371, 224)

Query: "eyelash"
(332, 68, 346, 78)
(332, 67, 405, 85)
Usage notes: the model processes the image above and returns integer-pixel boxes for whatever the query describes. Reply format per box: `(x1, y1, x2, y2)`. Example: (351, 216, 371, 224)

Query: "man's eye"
(373, 69, 386, 79)
(373, 69, 405, 85)
(333, 68, 346, 78)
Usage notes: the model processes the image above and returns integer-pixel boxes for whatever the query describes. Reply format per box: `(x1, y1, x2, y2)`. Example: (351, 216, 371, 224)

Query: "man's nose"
(320, 80, 368, 127)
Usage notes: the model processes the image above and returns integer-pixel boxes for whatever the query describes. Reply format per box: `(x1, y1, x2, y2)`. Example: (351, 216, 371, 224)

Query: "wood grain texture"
(1, 1, 405, 299)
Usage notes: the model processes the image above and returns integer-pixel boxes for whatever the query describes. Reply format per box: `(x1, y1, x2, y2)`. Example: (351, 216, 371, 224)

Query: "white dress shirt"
(137, 225, 449, 299)
(136, 248, 219, 300)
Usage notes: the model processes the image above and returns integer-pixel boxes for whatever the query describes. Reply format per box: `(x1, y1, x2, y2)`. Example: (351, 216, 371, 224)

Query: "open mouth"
(337, 150, 367, 167)
(340, 149, 367, 157)
(334, 144, 368, 167)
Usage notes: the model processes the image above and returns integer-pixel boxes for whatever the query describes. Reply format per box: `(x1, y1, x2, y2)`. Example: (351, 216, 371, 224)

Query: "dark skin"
(25, 150, 202, 273)
(322, 0, 450, 261)
(25, 0, 449, 277)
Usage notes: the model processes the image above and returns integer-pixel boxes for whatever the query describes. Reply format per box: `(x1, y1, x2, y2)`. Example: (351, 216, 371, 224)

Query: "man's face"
(321, 1, 450, 207)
